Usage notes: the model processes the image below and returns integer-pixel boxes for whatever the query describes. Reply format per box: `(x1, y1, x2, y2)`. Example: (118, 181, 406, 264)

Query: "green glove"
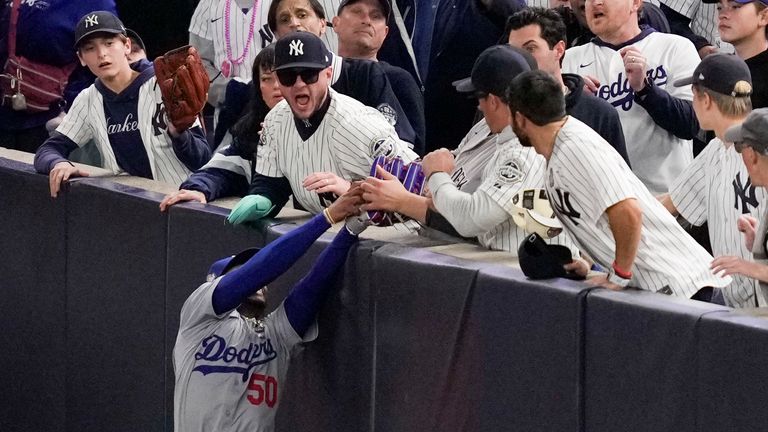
(227, 195, 275, 225)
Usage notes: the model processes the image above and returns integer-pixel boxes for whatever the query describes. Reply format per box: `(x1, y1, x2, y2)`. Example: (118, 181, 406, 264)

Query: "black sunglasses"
(276, 68, 322, 86)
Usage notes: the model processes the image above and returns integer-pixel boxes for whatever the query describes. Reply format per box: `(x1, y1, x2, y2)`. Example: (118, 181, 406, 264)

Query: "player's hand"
(586, 273, 624, 291)
(563, 257, 591, 278)
(737, 215, 758, 250)
(698, 45, 718, 59)
(711, 255, 768, 282)
(327, 183, 364, 222)
(422, 148, 455, 180)
(619, 46, 648, 93)
(303, 172, 351, 196)
(49, 161, 89, 198)
(159, 189, 207, 212)
(583, 75, 601, 94)
(360, 165, 409, 213)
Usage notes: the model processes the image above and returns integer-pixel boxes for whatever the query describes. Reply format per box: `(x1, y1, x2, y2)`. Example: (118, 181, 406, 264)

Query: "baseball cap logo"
(289, 39, 304, 57)
(85, 14, 99, 27)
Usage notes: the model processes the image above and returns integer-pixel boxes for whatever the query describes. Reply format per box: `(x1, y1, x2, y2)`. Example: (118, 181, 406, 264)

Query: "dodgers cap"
(206, 248, 261, 281)
(274, 31, 332, 71)
(74, 11, 127, 48)
(453, 44, 536, 97)
(725, 108, 768, 154)
(674, 53, 752, 97)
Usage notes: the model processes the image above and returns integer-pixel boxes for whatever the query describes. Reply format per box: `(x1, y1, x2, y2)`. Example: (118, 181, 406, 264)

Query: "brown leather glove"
(154, 45, 210, 131)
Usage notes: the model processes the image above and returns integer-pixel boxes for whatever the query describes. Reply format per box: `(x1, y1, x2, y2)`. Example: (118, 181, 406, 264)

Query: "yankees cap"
(206, 248, 261, 281)
(517, 233, 582, 280)
(74, 11, 127, 48)
(673, 53, 752, 97)
(725, 108, 768, 154)
(274, 31, 332, 71)
(453, 44, 536, 97)
(337, 0, 391, 17)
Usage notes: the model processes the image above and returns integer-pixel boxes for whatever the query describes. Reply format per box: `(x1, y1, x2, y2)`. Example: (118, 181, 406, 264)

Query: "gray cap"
(725, 108, 768, 154)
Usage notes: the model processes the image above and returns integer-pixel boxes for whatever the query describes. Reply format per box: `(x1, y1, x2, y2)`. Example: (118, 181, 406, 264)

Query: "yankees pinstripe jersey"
(451, 119, 499, 194)
(562, 29, 700, 195)
(752, 206, 768, 307)
(546, 117, 731, 297)
(189, 0, 340, 83)
(44, 73, 208, 186)
(255, 89, 417, 214)
(670, 138, 766, 307)
(660, 0, 734, 52)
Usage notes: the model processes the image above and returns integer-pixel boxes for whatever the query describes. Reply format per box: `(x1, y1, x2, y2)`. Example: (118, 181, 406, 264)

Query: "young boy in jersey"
(173, 186, 368, 432)
(34, 11, 211, 197)
(660, 53, 765, 307)
(506, 70, 731, 299)
(712, 108, 768, 305)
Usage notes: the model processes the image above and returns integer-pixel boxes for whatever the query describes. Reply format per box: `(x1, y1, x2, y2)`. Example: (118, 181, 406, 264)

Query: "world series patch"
(377, 103, 398, 126)
(494, 158, 524, 187)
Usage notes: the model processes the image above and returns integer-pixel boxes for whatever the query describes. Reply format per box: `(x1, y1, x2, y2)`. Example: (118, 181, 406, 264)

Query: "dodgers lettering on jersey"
(256, 89, 417, 214)
(174, 280, 317, 432)
(546, 117, 731, 297)
(562, 31, 700, 195)
(670, 138, 767, 307)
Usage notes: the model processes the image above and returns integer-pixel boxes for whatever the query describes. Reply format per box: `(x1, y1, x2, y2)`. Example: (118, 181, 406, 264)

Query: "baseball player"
(361, 44, 580, 256)
(33, 11, 211, 197)
(506, 70, 731, 298)
(712, 108, 768, 306)
(227, 31, 416, 224)
(562, 0, 701, 195)
(173, 186, 367, 432)
(660, 53, 764, 307)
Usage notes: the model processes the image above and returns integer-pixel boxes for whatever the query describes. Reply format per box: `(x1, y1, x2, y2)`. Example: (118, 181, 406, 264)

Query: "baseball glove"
(367, 154, 425, 226)
(154, 45, 210, 131)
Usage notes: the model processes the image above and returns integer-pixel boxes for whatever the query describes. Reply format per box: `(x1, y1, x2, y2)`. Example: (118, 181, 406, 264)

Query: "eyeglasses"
(276, 68, 321, 86)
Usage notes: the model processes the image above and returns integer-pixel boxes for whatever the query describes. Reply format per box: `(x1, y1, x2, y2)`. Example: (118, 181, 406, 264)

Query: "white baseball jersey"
(189, 0, 340, 82)
(56, 80, 194, 186)
(546, 117, 731, 297)
(562, 30, 700, 195)
(659, 0, 734, 53)
(670, 138, 766, 307)
(256, 89, 417, 214)
(174, 279, 316, 432)
(751, 205, 768, 307)
(450, 119, 499, 194)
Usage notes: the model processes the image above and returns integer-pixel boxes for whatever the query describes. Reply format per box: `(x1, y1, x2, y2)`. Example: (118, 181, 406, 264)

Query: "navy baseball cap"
(126, 28, 145, 51)
(337, 0, 391, 17)
(702, 0, 767, 5)
(725, 108, 768, 154)
(74, 11, 127, 48)
(518, 233, 582, 280)
(674, 53, 752, 97)
(453, 44, 537, 97)
(274, 31, 332, 71)
(206, 248, 261, 281)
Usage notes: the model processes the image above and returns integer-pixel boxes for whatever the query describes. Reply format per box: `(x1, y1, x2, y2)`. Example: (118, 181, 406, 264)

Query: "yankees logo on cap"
(274, 31, 332, 71)
(74, 11, 127, 48)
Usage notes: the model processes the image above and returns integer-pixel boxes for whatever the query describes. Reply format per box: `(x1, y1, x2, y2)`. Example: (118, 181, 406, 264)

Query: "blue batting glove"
(227, 195, 275, 225)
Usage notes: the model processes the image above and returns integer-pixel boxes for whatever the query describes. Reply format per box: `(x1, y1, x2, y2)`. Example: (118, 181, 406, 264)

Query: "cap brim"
(528, 210, 562, 229)
(724, 124, 745, 143)
(74, 28, 125, 48)
(274, 62, 329, 71)
(673, 76, 695, 88)
(452, 77, 475, 93)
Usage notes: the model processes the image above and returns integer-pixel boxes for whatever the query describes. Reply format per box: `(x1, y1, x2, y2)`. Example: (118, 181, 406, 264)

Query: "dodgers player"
(507, 70, 731, 297)
(173, 187, 366, 432)
(562, 0, 701, 195)
(227, 31, 416, 223)
(33, 11, 211, 196)
(662, 53, 763, 307)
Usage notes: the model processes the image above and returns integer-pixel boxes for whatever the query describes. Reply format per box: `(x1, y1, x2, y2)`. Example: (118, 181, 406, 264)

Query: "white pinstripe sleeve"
(189, 0, 212, 39)
(253, 110, 285, 178)
(55, 89, 94, 147)
(668, 140, 716, 226)
(476, 144, 547, 215)
(660, 0, 698, 19)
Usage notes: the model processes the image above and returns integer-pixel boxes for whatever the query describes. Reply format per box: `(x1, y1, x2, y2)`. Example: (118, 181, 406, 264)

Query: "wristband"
(607, 271, 631, 288)
(323, 208, 336, 225)
(612, 261, 632, 279)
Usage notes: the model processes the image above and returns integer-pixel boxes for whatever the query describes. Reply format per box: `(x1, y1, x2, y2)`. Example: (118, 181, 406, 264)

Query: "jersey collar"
(592, 25, 655, 51)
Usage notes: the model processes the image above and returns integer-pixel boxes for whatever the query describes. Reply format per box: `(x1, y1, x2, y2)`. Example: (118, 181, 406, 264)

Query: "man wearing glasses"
(227, 31, 417, 224)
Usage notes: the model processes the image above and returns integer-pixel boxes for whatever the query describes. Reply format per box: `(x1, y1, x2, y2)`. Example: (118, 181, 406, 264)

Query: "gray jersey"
(670, 138, 766, 307)
(546, 117, 731, 297)
(173, 279, 317, 432)
(256, 89, 417, 214)
(451, 119, 500, 194)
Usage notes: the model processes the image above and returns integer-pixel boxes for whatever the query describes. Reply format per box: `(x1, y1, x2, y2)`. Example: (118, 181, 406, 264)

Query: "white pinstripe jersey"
(670, 138, 766, 307)
(660, 0, 735, 53)
(189, 0, 340, 82)
(752, 206, 768, 306)
(56, 80, 194, 186)
(255, 89, 417, 214)
(546, 117, 731, 297)
(174, 279, 316, 432)
(562, 31, 700, 195)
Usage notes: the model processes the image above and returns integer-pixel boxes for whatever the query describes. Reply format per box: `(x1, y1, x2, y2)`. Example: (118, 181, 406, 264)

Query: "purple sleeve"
(33, 132, 78, 174)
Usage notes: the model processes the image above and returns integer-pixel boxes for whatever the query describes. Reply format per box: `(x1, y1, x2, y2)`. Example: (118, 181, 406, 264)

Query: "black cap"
(337, 0, 391, 17)
(274, 31, 332, 71)
(725, 108, 768, 153)
(453, 44, 536, 97)
(702, 0, 766, 5)
(518, 233, 582, 280)
(126, 28, 145, 51)
(207, 248, 261, 280)
(674, 53, 752, 97)
(74, 11, 127, 48)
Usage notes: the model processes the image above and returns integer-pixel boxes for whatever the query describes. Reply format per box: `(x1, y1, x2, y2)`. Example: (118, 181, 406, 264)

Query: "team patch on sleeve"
(493, 158, 524, 188)
(376, 103, 398, 126)
(370, 136, 398, 158)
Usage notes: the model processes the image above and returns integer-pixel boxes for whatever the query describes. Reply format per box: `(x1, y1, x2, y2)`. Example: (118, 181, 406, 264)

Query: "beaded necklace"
(221, 0, 259, 78)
